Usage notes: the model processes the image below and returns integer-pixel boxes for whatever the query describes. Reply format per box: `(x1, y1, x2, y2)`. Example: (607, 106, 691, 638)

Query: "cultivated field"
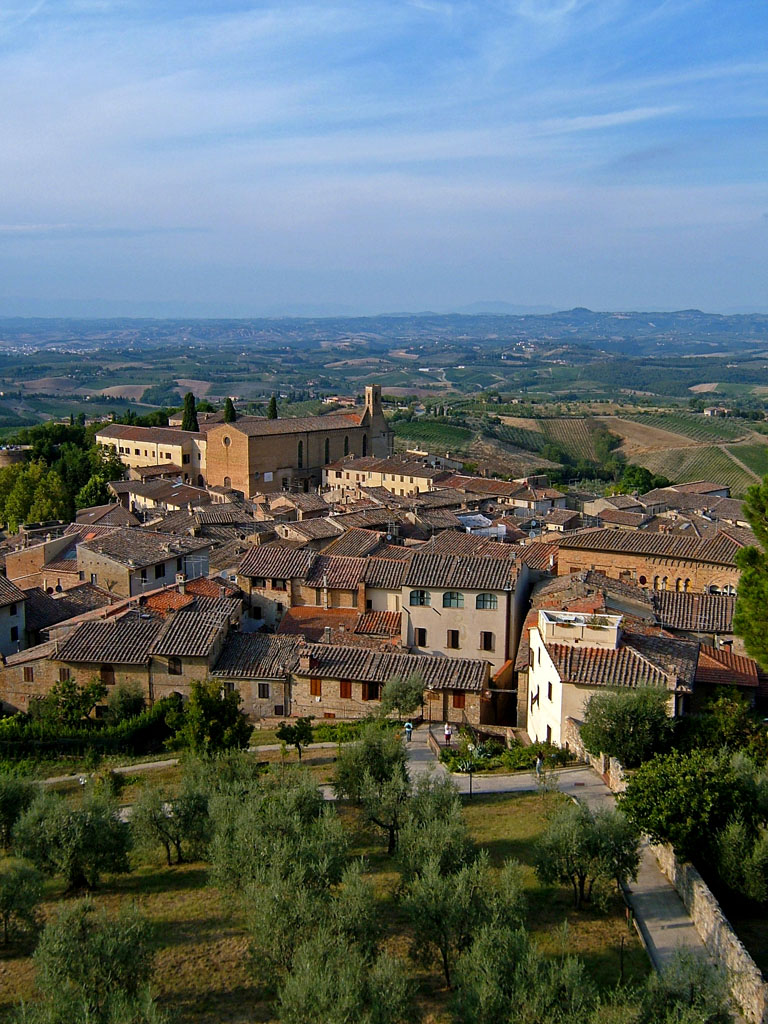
(622, 411, 750, 443)
(726, 443, 768, 479)
(637, 445, 758, 496)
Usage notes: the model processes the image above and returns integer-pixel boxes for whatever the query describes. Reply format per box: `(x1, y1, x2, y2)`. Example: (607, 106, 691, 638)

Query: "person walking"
(535, 753, 543, 778)
(404, 721, 413, 743)
(444, 722, 452, 747)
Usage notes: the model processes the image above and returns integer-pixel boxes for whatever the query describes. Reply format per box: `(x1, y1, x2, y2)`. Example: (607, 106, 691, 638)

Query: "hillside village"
(2, 389, 768, 1024)
(0, 389, 761, 741)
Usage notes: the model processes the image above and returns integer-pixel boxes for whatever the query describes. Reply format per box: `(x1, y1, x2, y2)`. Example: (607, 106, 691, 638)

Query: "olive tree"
(580, 688, 674, 768)
(379, 673, 424, 719)
(21, 900, 164, 1024)
(130, 784, 209, 866)
(0, 861, 42, 945)
(13, 792, 130, 891)
(534, 802, 640, 909)
(0, 773, 35, 849)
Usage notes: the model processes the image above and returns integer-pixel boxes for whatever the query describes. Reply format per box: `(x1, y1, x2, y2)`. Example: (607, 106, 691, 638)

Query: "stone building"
(205, 386, 392, 496)
(557, 527, 746, 594)
(95, 424, 206, 484)
(77, 529, 213, 598)
(291, 643, 490, 724)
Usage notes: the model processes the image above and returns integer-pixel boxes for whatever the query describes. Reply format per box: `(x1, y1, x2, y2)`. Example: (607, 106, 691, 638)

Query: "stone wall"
(562, 716, 627, 793)
(653, 842, 768, 1024)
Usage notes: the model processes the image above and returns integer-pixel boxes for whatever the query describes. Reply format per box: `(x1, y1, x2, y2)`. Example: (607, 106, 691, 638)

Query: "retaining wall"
(653, 843, 768, 1024)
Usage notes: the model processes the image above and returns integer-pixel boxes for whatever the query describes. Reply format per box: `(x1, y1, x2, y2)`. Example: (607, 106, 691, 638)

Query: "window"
(272, 578, 286, 590)
(442, 591, 464, 608)
(23, 666, 33, 683)
(253, 577, 266, 588)
(8, 603, 16, 616)
(452, 692, 465, 710)
(410, 590, 430, 607)
(344, 435, 349, 456)
(222, 435, 231, 447)
(222, 682, 235, 694)
(258, 683, 270, 699)
(638, 575, 647, 586)
(165, 453, 172, 460)
(135, 448, 140, 455)
(168, 657, 182, 675)
(480, 631, 495, 652)
(276, 602, 284, 615)
(90, 573, 98, 585)
(310, 678, 322, 697)
(224, 476, 231, 488)
(140, 568, 147, 582)
(59, 667, 70, 682)
(361, 681, 380, 701)
(324, 438, 330, 464)
(415, 627, 427, 646)
(101, 665, 115, 686)
(547, 681, 553, 701)
(476, 593, 497, 610)
(176, 557, 183, 572)
(340, 681, 352, 699)
(366, 599, 373, 611)
(183, 454, 190, 464)
(362, 435, 368, 457)
(155, 563, 165, 580)
(447, 629, 460, 649)
(297, 440, 303, 469)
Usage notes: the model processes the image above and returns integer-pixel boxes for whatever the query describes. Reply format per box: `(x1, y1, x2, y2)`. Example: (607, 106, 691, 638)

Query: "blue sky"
(0, 0, 767, 315)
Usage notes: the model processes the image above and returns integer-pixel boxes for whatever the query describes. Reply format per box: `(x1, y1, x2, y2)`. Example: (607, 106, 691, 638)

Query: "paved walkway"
(407, 724, 708, 973)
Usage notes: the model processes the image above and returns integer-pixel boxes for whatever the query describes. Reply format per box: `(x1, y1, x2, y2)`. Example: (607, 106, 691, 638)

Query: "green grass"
(726, 442, 768, 478)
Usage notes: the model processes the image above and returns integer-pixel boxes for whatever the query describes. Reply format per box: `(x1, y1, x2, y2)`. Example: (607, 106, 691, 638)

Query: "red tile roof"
(355, 610, 401, 637)
(695, 647, 760, 688)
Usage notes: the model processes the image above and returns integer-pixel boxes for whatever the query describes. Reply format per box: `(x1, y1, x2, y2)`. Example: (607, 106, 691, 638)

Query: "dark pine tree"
(181, 392, 199, 432)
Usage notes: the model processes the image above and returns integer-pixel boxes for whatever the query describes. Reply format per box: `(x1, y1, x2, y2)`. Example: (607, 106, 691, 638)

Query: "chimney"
(323, 626, 332, 644)
(176, 572, 186, 594)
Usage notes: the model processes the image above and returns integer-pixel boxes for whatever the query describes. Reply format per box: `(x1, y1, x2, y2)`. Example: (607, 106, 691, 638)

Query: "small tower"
(364, 384, 382, 418)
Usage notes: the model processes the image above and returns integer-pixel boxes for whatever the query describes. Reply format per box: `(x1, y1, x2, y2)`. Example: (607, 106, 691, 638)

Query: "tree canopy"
(580, 688, 674, 768)
(267, 395, 278, 419)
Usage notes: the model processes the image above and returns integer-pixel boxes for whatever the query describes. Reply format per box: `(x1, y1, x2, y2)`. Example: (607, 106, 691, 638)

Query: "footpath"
(405, 724, 708, 973)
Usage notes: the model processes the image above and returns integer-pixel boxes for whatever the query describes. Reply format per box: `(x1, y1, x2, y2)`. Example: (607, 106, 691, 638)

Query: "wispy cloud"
(0, 0, 765, 312)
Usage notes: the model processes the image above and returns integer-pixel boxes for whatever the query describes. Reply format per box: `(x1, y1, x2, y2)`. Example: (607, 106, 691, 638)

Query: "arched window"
(723, 584, 736, 595)
(324, 438, 330, 464)
(362, 435, 368, 457)
(443, 591, 464, 608)
(684, 578, 691, 592)
(409, 590, 430, 607)
(223, 476, 231, 488)
(661, 577, 668, 591)
(709, 584, 721, 595)
(476, 593, 498, 610)
(653, 576, 660, 590)
(344, 435, 349, 456)
(675, 578, 682, 592)
(638, 575, 647, 586)
(297, 440, 303, 469)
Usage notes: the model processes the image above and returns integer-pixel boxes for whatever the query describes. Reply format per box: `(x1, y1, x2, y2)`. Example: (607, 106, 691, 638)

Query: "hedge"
(0, 695, 180, 759)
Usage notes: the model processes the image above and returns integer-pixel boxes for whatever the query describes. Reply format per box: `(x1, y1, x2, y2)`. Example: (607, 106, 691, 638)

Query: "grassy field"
(637, 445, 757, 496)
(726, 442, 768, 478)
(392, 419, 475, 454)
(0, 789, 647, 1024)
(623, 411, 750, 443)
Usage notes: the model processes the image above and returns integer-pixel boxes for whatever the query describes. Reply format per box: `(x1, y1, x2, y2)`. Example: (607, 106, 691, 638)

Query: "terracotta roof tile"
(212, 633, 301, 678)
(322, 528, 385, 559)
(304, 555, 367, 590)
(56, 617, 161, 664)
(654, 591, 735, 633)
(214, 412, 364, 438)
(151, 609, 228, 657)
(696, 646, 759, 688)
(277, 607, 361, 641)
(558, 527, 747, 567)
(237, 543, 315, 580)
(297, 643, 489, 691)
(364, 557, 411, 589)
(355, 610, 402, 636)
(405, 553, 517, 591)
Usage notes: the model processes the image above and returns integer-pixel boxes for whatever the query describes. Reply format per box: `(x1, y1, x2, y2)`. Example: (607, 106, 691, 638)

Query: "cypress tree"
(223, 397, 237, 423)
(267, 395, 278, 419)
(181, 392, 199, 432)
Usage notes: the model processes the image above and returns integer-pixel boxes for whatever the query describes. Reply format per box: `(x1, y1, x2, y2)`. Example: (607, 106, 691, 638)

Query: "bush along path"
(406, 724, 709, 975)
